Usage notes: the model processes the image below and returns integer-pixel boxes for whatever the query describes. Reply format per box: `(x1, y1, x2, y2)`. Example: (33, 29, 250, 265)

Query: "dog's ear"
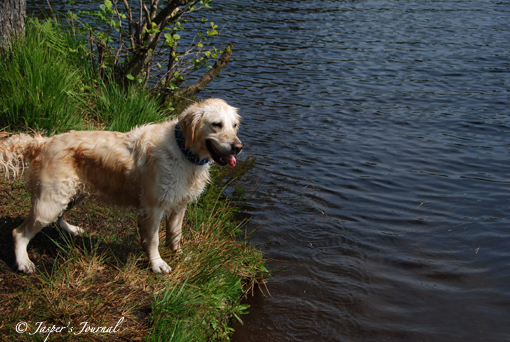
(179, 108, 203, 149)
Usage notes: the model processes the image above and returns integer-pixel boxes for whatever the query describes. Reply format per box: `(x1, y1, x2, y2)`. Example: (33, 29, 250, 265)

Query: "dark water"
(200, 1, 510, 341)
(28, 0, 510, 341)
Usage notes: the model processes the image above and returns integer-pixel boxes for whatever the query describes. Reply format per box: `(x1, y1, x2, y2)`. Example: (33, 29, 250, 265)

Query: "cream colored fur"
(0, 98, 242, 274)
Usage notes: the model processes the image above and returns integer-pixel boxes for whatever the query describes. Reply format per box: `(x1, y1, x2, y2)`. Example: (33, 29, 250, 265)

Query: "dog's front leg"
(137, 211, 171, 274)
(165, 205, 186, 253)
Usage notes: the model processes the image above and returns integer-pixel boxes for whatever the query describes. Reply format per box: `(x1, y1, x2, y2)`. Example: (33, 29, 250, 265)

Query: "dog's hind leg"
(57, 195, 86, 236)
(57, 217, 84, 236)
(12, 208, 45, 273)
(13, 175, 79, 273)
(12, 196, 67, 273)
(138, 210, 171, 274)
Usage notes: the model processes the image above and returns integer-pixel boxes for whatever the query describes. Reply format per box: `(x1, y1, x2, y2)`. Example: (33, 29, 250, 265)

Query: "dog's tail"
(0, 132, 48, 179)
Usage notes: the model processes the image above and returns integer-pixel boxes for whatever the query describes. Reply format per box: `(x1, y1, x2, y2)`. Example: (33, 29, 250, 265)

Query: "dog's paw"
(58, 218, 84, 236)
(67, 224, 85, 236)
(151, 258, 172, 274)
(16, 259, 36, 274)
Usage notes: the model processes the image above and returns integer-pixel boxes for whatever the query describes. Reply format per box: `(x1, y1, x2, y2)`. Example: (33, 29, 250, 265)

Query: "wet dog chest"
(157, 167, 210, 206)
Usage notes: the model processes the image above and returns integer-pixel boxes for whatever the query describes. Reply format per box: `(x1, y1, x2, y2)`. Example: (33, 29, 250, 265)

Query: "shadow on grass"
(0, 216, 22, 270)
(0, 201, 144, 273)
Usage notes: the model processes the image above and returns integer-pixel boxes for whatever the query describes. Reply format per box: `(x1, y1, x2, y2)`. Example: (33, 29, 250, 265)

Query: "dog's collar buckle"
(174, 123, 209, 166)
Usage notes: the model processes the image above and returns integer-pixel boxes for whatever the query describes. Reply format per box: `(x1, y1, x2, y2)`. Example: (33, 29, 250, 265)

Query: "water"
(28, 0, 510, 340)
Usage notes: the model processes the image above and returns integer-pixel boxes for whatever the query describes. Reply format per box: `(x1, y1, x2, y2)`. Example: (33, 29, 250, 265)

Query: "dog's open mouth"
(206, 140, 236, 167)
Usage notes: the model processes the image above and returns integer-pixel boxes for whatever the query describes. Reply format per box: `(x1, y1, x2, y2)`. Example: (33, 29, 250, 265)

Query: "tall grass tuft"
(94, 79, 167, 132)
(0, 19, 91, 135)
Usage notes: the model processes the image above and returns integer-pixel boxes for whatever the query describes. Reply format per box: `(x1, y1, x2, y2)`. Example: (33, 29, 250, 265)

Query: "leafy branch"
(71, 0, 233, 106)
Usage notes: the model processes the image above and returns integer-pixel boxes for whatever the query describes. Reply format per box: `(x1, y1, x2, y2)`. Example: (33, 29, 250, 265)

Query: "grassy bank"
(0, 20, 268, 341)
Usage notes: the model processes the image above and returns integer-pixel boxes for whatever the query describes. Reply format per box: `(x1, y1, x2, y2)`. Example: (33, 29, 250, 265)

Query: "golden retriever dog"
(0, 98, 242, 274)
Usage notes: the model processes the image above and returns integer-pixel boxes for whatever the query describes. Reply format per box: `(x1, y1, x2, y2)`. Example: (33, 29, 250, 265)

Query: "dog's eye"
(233, 123, 238, 129)
(212, 122, 223, 129)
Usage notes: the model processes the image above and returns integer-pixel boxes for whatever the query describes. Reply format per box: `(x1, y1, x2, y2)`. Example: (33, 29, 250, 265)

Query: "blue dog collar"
(174, 123, 209, 166)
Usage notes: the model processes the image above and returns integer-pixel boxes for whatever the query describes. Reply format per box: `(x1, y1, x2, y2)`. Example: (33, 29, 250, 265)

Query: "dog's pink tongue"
(223, 154, 236, 167)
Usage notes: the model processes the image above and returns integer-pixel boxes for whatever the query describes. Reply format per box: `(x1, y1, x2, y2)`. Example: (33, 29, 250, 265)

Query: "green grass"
(0, 19, 268, 341)
(94, 78, 167, 132)
(0, 18, 172, 134)
(0, 19, 91, 134)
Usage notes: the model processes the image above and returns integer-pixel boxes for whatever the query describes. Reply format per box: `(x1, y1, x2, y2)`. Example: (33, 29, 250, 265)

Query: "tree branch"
(153, 0, 196, 26)
(179, 42, 233, 98)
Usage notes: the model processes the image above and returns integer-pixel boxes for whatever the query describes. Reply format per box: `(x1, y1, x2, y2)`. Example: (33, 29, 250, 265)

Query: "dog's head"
(178, 99, 243, 167)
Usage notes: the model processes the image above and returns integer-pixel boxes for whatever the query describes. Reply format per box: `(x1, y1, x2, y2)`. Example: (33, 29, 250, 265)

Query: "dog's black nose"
(232, 141, 243, 155)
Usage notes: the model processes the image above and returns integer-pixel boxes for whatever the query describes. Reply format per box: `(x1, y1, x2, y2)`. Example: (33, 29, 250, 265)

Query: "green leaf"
(232, 313, 243, 324)
(237, 304, 250, 311)
(126, 74, 135, 80)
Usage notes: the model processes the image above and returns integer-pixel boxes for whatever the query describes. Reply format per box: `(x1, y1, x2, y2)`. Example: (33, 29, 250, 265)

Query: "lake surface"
(28, 0, 510, 340)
